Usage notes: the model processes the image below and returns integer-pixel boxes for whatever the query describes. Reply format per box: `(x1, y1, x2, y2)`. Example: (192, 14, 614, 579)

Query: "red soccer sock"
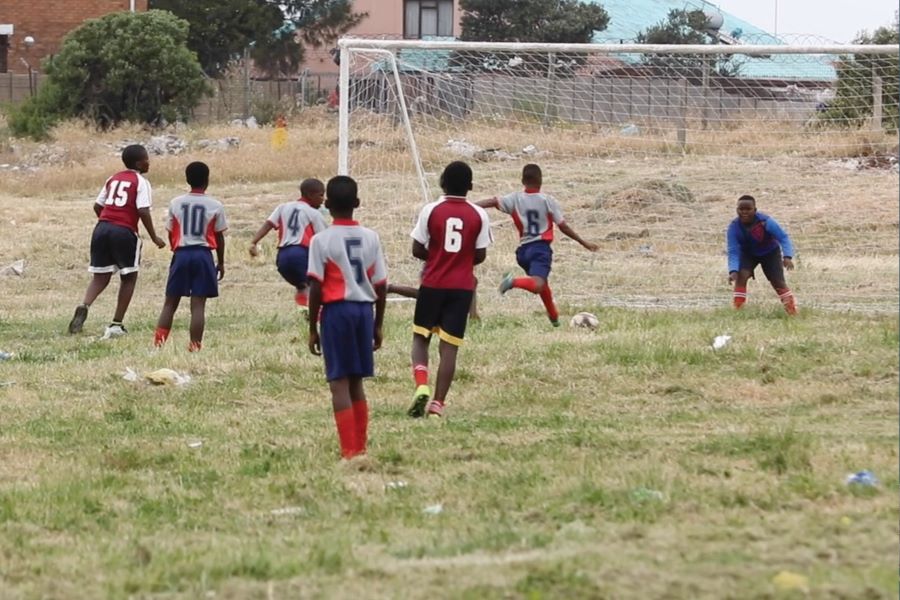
(334, 407, 358, 459)
(295, 291, 308, 307)
(153, 327, 170, 347)
(413, 363, 428, 386)
(733, 286, 747, 309)
(776, 287, 797, 315)
(188, 340, 202, 352)
(352, 399, 368, 454)
(539, 285, 559, 322)
(512, 277, 540, 293)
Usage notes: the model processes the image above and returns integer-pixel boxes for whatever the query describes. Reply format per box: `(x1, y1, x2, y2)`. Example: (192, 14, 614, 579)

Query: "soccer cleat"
(101, 323, 128, 340)
(68, 304, 89, 334)
(425, 399, 444, 418)
(550, 318, 561, 327)
(407, 384, 431, 418)
(499, 272, 514, 295)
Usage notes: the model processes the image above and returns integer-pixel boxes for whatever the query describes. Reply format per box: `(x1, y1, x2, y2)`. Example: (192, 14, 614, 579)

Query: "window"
(404, 0, 454, 39)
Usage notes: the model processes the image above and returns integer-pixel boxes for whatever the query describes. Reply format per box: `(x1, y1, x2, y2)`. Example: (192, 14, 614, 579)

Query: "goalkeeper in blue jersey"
(727, 195, 797, 315)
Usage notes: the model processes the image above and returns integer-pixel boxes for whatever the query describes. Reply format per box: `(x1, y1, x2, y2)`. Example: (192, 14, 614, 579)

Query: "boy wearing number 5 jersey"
(68, 144, 166, 338)
(249, 178, 328, 307)
(153, 162, 228, 352)
(307, 176, 387, 461)
(477, 164, 598, 327)
(408, 161, 492, 419)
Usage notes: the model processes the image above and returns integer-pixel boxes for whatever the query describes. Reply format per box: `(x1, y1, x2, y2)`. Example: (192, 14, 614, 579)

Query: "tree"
(149, 0, 365, 78)
(635, 9, 739, 78)
(459, 0, 608, 44)
(455, 0, 609, 75)
(817, 24, 899, 131)
(9, 10, 208, 138)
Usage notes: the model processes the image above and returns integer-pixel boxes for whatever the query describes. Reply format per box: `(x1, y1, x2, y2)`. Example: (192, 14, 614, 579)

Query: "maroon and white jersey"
(307, 219, 387, 304)
(266, 199, 327, 248)
(166, 191, 228, 249)
(411, 195, 492, 290)
(498, 188, 565, 246)
(95, 169, 152, 232)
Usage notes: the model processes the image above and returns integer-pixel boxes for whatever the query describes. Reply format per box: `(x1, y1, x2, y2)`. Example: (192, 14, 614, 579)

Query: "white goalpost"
(337, 38, 898, 312)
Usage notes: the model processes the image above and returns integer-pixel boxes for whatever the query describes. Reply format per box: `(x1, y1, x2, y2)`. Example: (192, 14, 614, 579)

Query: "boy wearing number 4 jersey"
(68, 144, 166, 338)
(153, 162, 228, 352)
(249, 178, 328, 307)
(477, 164, 598, 326)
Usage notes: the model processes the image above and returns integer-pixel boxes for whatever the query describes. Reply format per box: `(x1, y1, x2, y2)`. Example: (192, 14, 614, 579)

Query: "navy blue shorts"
(516, 241, 553, 280)
(321, 301, 375, 381)
(276, 245, 309, 290)
(739, 248, 785, 283)
(165, 247, 219, 298)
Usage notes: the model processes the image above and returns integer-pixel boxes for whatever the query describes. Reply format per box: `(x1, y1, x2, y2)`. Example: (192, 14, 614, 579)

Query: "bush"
(9, 10, 209, 139)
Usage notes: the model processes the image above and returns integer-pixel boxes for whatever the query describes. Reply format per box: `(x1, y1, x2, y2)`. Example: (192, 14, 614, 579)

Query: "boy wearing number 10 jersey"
(153, 162, 228, 352)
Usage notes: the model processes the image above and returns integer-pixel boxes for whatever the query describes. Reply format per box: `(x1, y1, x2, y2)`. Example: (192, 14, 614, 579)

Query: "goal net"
(339, 39, 899, 313)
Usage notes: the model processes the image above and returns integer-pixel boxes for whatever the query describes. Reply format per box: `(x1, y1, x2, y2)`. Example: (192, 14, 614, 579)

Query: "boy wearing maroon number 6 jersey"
(408, 161, 492, 419)
(68, 144, 166, 338)
(153, 162, 228, 352)
(307, 176, 387, 461)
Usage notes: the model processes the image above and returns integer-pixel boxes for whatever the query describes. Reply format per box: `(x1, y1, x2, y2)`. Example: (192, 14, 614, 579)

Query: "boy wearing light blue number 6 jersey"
(153, 161, 228, 352)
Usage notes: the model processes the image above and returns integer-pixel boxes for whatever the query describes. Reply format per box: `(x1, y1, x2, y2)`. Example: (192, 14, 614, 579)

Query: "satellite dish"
(703, 10, 724, 33)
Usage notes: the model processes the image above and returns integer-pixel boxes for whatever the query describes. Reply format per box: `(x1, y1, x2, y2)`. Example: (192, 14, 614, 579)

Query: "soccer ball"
(569, 312, 600, 330)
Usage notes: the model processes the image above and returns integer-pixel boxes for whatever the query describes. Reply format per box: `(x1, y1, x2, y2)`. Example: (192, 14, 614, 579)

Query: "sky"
(711, 0, 898, 42)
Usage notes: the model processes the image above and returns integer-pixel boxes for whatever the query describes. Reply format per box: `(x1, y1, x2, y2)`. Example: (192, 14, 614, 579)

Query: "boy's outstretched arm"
(558, 222, 599, 251)
(93, 203, 103, 218)
(248, 222, 275, 256)
(138, 207, 166, 248)
(474, 197, 499, 209)
(474, 248, 487, 265)
(765, 217, 795, 269)
(307, 280, 322, 356)
(373, 282, 386, 350)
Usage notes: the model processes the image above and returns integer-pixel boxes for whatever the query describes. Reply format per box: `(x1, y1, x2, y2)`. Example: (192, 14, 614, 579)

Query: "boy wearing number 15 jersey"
(153, 162, 228, 352)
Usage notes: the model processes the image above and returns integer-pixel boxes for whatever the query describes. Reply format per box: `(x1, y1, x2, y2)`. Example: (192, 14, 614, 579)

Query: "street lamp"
(20, 35, 35, 96)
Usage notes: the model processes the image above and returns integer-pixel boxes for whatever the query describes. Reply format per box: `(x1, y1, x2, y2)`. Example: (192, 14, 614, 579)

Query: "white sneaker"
(101, 324, 128, 340)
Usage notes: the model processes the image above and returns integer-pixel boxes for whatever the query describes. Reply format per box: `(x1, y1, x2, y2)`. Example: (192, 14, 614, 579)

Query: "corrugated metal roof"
(590, 0, 837, 80)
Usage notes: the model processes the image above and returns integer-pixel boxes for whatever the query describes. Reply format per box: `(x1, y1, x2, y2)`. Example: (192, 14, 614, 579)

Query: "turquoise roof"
(589, 0, 837, 80)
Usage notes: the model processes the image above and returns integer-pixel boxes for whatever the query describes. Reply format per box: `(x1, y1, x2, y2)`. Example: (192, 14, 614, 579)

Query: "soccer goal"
(338, 39, 899, 312)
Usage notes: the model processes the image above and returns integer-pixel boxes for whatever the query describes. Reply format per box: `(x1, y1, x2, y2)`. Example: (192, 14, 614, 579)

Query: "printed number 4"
(105, 181, 132, 207)
(345, 238, 364, 284)
(287, 209, 301, 237)
(444, 218, 463, 253)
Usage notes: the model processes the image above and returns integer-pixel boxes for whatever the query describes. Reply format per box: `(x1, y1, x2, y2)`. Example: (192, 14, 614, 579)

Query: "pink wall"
(302, 0, 461, 74)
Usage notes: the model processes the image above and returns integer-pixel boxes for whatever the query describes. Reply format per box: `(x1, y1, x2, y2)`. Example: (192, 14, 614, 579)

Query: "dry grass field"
(0, 114, 897, 598)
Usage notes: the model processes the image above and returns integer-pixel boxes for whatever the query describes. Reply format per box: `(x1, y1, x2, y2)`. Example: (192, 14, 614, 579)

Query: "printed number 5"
(444, 218, 463, 253)
(345, 238, 364, 284)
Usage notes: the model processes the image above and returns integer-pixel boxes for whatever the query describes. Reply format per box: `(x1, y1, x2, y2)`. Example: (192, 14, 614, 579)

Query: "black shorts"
(88, 221, 141, 275)
(412, 286, 474, 347)
(740, 248, 784, 283)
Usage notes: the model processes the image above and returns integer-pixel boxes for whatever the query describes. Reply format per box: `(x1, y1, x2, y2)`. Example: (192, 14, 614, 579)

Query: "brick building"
(0, 0, 147, 73)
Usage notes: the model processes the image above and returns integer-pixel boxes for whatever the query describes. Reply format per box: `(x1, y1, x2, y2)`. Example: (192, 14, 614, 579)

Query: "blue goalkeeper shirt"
(727, 212, 794, 273)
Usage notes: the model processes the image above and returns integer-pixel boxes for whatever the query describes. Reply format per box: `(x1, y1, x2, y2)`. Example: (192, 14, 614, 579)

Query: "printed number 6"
(444, 218, 463, 253)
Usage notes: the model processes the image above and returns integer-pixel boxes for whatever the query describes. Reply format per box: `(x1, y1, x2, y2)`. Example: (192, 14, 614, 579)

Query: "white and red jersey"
(411, 195, 492, 290)
(95, 169, 152, 232)
(266, 198, 327, 248)
(307, 219, 387, 304)
(166, 191, 228, 249)
(498, 188, 565, 246)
